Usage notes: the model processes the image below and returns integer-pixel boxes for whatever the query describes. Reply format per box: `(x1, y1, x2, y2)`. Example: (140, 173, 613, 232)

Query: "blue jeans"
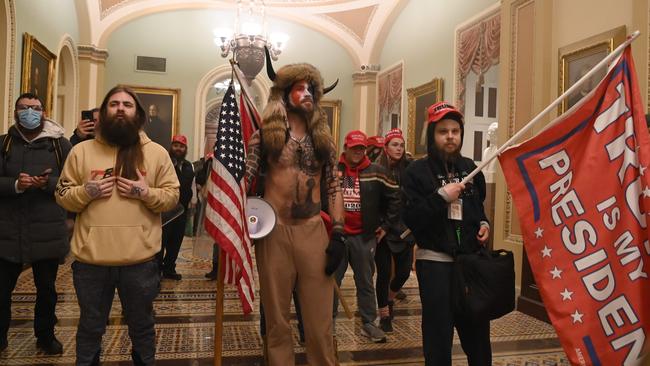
(72, 259, 160, 366)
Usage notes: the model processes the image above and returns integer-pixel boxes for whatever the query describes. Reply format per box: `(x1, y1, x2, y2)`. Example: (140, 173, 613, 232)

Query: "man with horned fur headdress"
(245, 58, 344, 365)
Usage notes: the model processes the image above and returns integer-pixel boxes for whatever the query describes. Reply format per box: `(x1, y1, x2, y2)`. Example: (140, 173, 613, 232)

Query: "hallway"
(2, 238, 568, 365)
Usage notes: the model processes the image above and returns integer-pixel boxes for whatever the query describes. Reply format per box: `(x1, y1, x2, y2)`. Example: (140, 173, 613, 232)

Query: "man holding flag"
(498, 45, 650, 365)
(245, 61, 344, 366)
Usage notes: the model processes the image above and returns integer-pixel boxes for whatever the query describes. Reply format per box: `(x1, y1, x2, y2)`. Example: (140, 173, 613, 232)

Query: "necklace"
(289, 133, 307, 155)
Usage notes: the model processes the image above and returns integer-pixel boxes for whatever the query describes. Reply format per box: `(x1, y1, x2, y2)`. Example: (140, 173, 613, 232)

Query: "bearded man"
(56, 86, 179, 366)
(158, 134, 195, 280)
(401, 101, 491, 366)
(245, 60, 344, 365)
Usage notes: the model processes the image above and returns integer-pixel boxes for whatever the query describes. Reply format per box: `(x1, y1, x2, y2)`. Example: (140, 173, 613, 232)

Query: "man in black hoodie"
(401, 101, 491, 366)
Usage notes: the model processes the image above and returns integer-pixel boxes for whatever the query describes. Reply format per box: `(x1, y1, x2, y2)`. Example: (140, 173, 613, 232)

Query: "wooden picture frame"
(407, 78, 444, 158)
(376, 62, 403, 136)
(321, 99, 342, 151)
(20, 33, 56, 113)
(558, 25, 626, 113)
(122, 85, 180, 147)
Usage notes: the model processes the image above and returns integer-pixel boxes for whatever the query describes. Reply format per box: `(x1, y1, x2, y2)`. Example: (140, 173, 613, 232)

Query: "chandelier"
(213, 0, 288, 83)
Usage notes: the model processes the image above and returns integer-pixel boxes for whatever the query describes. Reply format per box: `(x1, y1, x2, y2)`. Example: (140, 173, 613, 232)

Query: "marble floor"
(1, 235, 569, 365)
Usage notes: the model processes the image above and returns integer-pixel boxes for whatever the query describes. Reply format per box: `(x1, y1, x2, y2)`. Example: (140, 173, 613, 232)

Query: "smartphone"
(81, 110, 93, 121)
(38, 168, 52, 177)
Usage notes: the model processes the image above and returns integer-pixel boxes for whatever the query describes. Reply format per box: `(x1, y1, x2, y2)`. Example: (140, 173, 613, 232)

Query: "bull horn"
(323, 79, 339, 94)
(264, 46, 276, 81)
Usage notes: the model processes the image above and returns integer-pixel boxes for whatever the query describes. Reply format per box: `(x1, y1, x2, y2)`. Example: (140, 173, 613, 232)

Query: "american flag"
(204, 84, 255, 315)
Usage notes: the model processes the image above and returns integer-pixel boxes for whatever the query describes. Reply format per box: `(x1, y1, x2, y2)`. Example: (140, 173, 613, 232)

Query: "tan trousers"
(256, 219, 336, 366)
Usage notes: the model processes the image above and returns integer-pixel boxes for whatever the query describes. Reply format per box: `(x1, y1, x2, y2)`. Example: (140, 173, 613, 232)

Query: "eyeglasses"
(16, 104, 43, 112)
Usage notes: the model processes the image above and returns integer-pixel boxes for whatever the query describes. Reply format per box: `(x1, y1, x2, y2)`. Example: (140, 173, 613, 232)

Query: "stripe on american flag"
(204, 84, 255, 315)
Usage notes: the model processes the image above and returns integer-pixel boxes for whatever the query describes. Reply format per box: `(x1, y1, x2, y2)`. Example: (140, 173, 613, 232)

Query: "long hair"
(99, 86, 147, 180)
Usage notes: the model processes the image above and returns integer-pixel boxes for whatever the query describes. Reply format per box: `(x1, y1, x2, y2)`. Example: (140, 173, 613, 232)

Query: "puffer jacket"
(0, 120, 72, 263)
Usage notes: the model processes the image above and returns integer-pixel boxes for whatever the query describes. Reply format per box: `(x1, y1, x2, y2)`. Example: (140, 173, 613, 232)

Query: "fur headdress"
(261, 50, 338, 162)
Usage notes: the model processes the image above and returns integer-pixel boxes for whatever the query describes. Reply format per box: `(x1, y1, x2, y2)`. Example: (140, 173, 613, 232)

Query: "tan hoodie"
(55, 131, 179, 265)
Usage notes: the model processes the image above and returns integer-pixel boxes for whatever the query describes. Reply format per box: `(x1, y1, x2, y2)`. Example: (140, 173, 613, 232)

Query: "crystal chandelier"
(213, 0, 289, 83)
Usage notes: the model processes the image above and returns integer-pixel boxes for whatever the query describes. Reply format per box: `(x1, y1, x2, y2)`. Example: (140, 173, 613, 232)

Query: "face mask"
(17, 108, 42, 130)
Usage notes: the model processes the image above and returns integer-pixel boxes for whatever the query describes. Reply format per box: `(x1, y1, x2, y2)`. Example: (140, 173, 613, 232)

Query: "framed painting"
(123, 85, 180, 147)
(20, 33, 56, 114)
(559, 25, 626, 113)
(407, 78, 444, 158)
(376, 62, 403, 136)
(321, 99, 342, 151)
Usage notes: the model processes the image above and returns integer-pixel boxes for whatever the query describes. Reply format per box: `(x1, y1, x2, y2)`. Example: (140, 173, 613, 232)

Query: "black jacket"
(377, 154, 415, 252)
(0, 122, 72, 263)
(172, 157, 195, 209)
(401, 156, 488, 256)
(338, 157, 400, 241)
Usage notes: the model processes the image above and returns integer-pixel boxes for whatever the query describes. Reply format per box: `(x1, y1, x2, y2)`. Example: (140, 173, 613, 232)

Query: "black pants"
(416, 260, 491, 366)
(73, 260, 160, 366)
(374, 240, 412, 308)
(0, 258, 59, 344)
(158, 212, 188, 273)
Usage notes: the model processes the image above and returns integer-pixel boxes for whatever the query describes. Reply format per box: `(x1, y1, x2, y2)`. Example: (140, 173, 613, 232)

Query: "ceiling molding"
(84, 0, 405, 67)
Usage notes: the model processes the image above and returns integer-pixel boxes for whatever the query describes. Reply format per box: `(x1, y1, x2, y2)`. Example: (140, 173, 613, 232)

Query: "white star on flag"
(640, 165, 647, 175)
(643, 186, 650, 198)
(541, 246, 552, 258)
(571, 310, 584, 323)
(561, 288, 574, 301)
(550, 266, 562, 279)
(534, 227, 544, 238)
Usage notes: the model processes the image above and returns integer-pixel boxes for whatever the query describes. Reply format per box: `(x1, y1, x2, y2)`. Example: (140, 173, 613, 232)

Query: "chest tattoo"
(291, 177, 320, 219)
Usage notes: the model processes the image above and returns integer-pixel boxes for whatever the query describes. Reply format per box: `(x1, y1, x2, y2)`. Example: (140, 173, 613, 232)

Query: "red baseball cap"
(344, 130, 368, 148)
(384, 128, 404, 145)
(366, 135, 384, 148)
(172, 135, 187, 146)
(427, 101, 464, 125)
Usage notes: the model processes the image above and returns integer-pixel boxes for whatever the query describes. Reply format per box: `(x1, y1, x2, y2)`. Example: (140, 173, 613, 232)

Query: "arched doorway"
(54, 36, 78, 134)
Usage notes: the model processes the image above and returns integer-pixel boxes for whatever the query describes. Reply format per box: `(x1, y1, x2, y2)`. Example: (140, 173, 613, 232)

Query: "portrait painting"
(321, 99, 341, 151)
(407, 78, 444, 158)
(123, 86, 180, 147)
(559, 26, 626, 113)
(376, 62, 403, 136)
(20, 33, 56, 113)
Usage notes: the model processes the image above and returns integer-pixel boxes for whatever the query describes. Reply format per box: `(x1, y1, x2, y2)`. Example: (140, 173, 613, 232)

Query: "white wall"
(104, 9, 355, 160)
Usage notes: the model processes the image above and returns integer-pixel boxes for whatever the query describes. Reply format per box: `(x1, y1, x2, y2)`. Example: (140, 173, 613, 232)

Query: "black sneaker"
(395, 290, 407, 300)
(204, 270, 218, 280)
(162, 271, 182, 280)
(37, 337, 63, 355)
(380, 316, 393, 333)
(0, 338, 7, 352)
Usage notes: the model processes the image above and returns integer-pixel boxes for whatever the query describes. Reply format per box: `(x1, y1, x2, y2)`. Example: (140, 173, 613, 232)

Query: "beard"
(433, 143, 461, 164)
(99, 113, 143, 147)
(170, 149, 187, 161)
(287, 99, 314, 121)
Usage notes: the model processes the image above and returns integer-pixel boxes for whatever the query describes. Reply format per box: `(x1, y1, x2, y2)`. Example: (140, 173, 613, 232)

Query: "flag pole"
(213, 247, 225, 366)
(460, 30, 640, 185)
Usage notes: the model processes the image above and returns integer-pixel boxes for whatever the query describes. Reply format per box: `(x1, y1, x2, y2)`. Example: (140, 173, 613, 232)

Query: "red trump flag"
(499, 47, 650, 365)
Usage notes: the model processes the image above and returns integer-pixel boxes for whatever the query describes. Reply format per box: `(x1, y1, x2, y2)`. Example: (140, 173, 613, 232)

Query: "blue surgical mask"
(17, 108, 42, 130)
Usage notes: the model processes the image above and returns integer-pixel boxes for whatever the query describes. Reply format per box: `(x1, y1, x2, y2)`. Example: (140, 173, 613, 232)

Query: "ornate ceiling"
(79, 0, 408, 66)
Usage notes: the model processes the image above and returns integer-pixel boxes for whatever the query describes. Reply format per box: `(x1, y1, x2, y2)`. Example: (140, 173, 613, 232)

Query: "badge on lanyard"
(448, 198, 463, 220)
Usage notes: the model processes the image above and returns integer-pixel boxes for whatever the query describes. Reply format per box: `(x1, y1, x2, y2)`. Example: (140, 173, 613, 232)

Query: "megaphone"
(245, 197, 277, 239)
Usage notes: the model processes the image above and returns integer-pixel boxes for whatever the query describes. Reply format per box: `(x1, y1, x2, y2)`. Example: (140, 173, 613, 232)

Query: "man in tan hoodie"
(56, 86, 179, 366)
